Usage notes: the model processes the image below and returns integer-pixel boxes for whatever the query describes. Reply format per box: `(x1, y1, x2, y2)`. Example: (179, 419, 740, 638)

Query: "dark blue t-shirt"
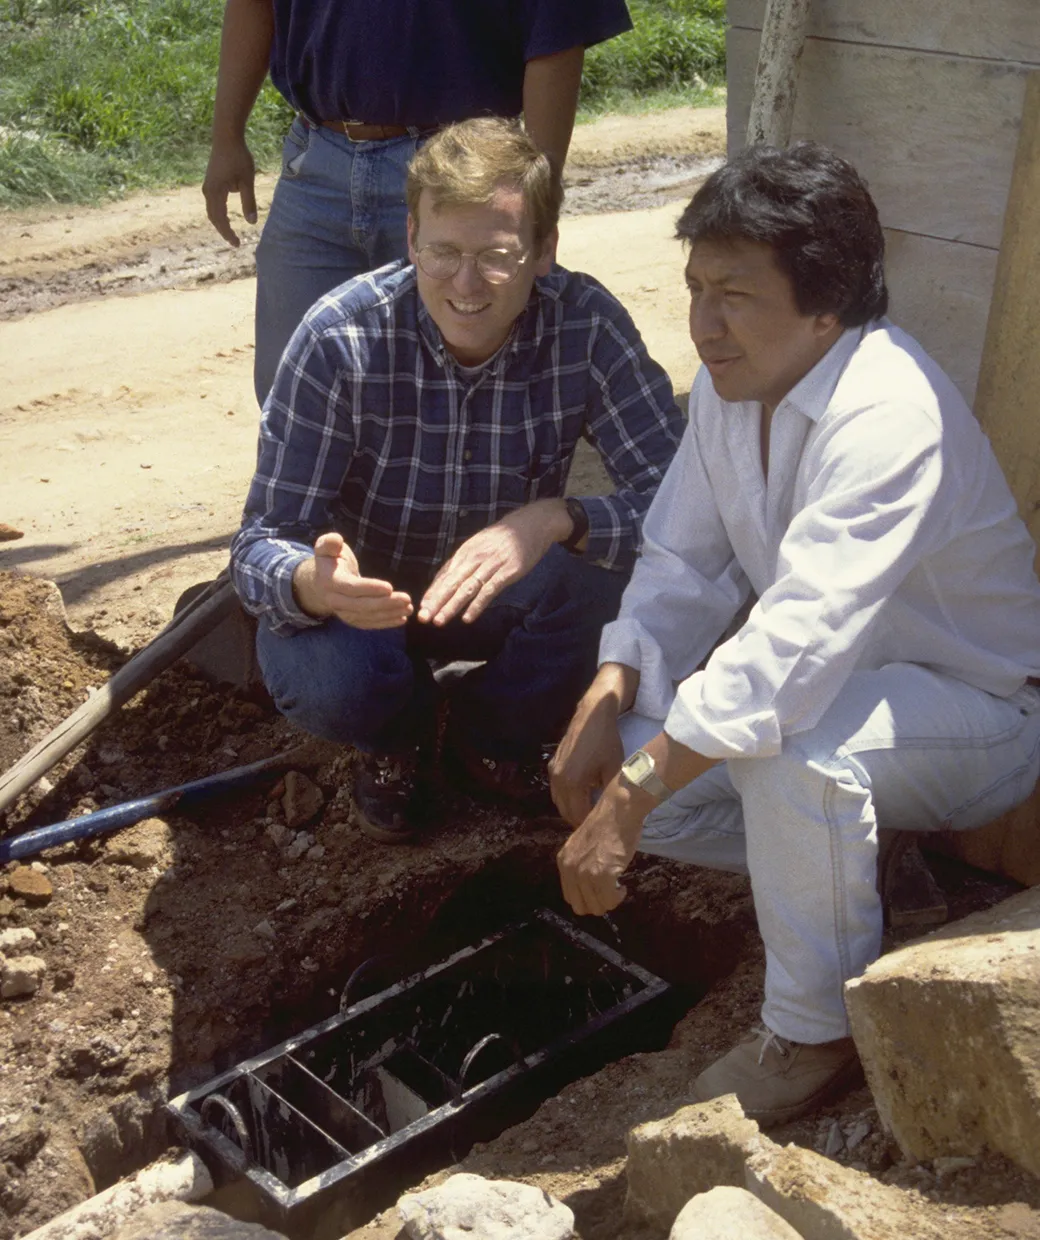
(269, 0, 633, 126)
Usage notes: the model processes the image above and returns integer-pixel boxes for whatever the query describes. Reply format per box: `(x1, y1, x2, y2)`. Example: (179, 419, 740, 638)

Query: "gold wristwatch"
(618, 748, 674, 802)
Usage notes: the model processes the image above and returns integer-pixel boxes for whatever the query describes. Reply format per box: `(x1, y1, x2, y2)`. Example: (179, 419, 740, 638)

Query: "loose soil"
(1, 108, 1039, 1240)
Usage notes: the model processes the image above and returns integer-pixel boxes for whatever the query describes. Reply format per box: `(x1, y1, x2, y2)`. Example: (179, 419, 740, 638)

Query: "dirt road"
(0, 108, 724, 648)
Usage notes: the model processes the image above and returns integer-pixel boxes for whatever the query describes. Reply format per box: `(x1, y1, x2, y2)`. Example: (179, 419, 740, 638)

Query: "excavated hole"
(73, 833, 754, 1232)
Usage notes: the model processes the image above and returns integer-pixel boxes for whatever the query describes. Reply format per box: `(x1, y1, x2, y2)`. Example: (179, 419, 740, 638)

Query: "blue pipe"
(0, 752, 298, 863)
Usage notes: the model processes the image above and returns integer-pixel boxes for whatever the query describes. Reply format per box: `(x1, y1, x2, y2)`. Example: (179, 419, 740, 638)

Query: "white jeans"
(624, 664, 1040, 1043)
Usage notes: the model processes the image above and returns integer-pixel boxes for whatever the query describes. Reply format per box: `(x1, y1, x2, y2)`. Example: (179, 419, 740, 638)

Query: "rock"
(625, 1095, 764, 1229)
(7, 866, 53, 903)
(265, 821, 289, 846)
(282, 770, 324, 829)
(0, 927, 37, 955)
(398, 1172, 574, 1239)
(252, 918, 276, 942)
(0, 897, 15, 917)
(0, 1113, 48, 1166)
(285, 831, 313, 860)
(670, 1186, 803, 1239)
(104, 818, 173, 869)
(1, 954, 47, 998)
(0, 523, 24, 542)
(112, 1200, 288, 1239)
(746, 1142, 969, 1240)
(845, 886, 1040, 1178)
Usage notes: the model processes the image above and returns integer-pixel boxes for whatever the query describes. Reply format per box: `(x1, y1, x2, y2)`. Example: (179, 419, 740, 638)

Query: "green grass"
(0, 0, 725, 209)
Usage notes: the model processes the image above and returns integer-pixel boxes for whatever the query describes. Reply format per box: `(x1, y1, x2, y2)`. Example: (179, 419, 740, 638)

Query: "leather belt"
(318, 119, 428, 142)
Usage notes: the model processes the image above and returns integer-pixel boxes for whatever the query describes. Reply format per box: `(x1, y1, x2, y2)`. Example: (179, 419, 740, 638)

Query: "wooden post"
(944, 73, 1040, 887)
(746, 0, 813, 146)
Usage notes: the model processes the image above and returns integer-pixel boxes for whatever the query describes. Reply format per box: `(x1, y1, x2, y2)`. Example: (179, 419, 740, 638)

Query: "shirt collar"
(413, 277, 541, 375)
(773, 323, 870, 423)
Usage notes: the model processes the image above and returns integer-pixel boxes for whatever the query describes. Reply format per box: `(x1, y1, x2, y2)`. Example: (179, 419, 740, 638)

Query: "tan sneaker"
(692, 1026, 862, 1125)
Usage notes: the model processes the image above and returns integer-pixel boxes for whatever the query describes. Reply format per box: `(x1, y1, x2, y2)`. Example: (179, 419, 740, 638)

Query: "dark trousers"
(256, 545, 629, 761)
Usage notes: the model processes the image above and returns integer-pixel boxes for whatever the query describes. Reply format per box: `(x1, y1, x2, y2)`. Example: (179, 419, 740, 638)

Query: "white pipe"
(746, 0, 813, 146)
(19, 1150, 214, 1240)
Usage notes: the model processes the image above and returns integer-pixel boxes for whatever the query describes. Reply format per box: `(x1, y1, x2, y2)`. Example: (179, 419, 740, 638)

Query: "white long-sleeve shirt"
(600, 321, 1040, 760)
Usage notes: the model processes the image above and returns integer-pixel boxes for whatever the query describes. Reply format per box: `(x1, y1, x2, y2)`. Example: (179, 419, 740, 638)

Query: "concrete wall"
(726, 1, 1040, 403)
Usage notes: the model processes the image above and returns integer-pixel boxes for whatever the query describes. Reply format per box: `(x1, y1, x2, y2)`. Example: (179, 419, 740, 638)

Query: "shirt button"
(463, 450, 472, 461)
(458, 509, 469, 518)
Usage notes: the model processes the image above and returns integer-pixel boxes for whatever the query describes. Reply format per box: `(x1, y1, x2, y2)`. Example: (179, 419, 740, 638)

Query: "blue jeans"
(622, 666, 1040, 1042)
(253, 117, 423, 404)
(257, 546, 629, 761)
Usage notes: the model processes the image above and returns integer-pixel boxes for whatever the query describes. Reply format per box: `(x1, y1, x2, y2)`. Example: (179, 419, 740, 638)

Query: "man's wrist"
(561, 497, 589, 554)
(590, 661, 639, 715)
(290, 557, 330, 619)
(603, 776, 657, 839)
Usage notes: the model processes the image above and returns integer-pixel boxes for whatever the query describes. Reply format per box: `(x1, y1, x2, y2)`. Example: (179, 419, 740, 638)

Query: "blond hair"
(407, 117, 562, 245)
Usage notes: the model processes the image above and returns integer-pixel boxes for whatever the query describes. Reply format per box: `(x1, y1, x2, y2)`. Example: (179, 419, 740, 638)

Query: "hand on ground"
(417, 499, 570, 627)
(293, 532, 413, 629)
(556, 783, 648, 917)
(203, 138, 258, 247)
(549, 689, 625, 828)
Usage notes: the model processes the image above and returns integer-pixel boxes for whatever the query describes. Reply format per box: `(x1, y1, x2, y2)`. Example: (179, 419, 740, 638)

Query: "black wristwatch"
(561, 497, 589, 554)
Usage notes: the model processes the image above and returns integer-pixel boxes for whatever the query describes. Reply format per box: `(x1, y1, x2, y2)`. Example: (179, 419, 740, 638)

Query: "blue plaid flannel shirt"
(231, 262, 684, 635)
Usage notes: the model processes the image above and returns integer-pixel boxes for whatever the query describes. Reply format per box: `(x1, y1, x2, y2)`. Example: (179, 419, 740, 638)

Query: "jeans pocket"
(281, 118, 311, 179)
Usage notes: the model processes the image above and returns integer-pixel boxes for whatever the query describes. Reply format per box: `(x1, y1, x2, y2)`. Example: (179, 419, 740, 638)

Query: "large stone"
(397, 1172, 574, 1240)
(670, 1186, 804, 1239)
(625, 1094, 765, 1229)
(112, 1200, 287, 1239)
(1, 953, 47, 998)
(844, 886, 1040, 1177)
(746, 1144, 953, 1240)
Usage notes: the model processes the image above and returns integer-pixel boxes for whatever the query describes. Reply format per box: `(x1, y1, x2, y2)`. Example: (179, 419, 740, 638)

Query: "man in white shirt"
(549, 142, 1040, 1125)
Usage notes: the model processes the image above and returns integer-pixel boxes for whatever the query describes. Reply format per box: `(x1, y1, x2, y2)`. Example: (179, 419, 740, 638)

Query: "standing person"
(202, 0, 633, 403)
(229, 118, 684, 844)
(551, 142, 1040, 1125)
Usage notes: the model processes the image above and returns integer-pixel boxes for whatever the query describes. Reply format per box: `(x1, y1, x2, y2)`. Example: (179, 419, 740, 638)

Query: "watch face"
(623, 749, 655, 785)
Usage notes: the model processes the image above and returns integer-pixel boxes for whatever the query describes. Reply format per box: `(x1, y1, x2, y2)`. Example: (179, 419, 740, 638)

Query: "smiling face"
(407, 185, 556, 366)
(686, 236, 843, 413)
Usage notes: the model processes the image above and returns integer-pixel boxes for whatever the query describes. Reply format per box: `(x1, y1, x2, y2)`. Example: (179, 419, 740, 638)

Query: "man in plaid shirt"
(230, 118, 683, 842)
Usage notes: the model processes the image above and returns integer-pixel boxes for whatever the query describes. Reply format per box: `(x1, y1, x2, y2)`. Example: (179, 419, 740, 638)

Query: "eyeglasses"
(416, 243, 530, 285)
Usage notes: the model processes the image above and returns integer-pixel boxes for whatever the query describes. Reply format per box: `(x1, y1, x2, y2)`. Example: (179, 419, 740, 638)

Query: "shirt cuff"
(599, 617, 676, 719)
(663, 671, 784, 761)
(579, 494, 627, 569)
(269, 549, 327, 634)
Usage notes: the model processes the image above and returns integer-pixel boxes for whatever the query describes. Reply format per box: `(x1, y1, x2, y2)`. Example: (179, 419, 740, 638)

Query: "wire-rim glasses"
(416, 243, 530, 285)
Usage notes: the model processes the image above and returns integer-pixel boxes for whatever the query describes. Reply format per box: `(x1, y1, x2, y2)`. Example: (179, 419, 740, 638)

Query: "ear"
(813, 310, 842, 339)
(534, 226, 558, 277)
(406, 213, 419, 264)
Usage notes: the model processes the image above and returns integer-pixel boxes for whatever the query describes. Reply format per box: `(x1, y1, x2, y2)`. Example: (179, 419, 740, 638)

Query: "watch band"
(561, 497, 589, 554)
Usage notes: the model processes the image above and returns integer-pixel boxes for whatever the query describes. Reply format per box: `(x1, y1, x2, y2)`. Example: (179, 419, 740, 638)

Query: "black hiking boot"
(352, 747, 436, 843)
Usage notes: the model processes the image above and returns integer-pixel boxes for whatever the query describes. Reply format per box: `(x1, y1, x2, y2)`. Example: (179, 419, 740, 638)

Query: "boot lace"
(753, 1025, 792, 1064)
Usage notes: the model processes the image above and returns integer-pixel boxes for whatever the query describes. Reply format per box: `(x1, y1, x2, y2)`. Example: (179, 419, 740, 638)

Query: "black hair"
(676, 142, 888, 326)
